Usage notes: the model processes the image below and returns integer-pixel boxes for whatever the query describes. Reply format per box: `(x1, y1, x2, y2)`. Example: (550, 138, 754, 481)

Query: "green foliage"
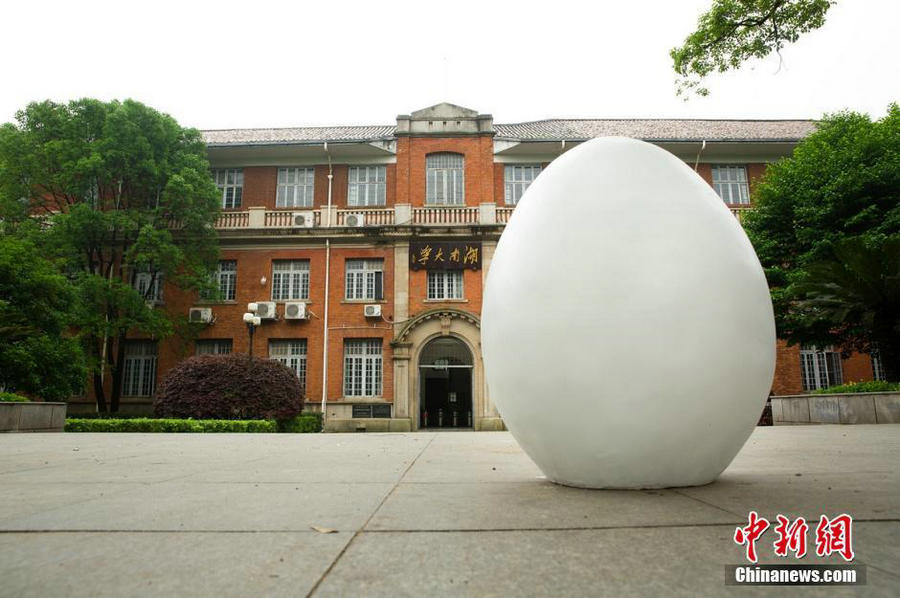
(744, 106, 900, 381)
(0, 98, 222, 412)
(277, 412, 323, 433)
(671, 0, 834, 96)
(0, 235, 87, 400)
(0, 392, 31, 402)
(812, 381, 900, 394)
(65, 418, 277, 433)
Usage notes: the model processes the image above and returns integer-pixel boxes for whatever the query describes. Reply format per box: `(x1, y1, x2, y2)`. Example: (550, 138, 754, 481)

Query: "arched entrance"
(419, 336, 473, 429)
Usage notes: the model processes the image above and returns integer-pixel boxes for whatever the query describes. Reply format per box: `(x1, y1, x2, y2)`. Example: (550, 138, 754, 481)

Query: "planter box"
(0, 402, 67, 432)
(772, 392, 900, 425)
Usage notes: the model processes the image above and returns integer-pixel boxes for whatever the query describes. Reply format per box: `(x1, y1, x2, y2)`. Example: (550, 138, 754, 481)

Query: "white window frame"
(270, 339, 308, 389)
(348, 166, 386, 207)
(195, 339, 233, 355)
(711, 165, 750, 205)
(213, 169, 243, 209)
(799, 345, 843, 391)
(345, 259, 384, 300)
(133, 269, 163, 303)
(871, 348, 885, 381)
(427, 270, 464, 300)
(209, 260, 236, 301)
(343, 339, 382, 397)
(121, 341, 157, 397)
(277, 167, 315, 208)
(426, 153, 464, 205)
(504, 164, 541, 205)
(271, 260, 310, 301)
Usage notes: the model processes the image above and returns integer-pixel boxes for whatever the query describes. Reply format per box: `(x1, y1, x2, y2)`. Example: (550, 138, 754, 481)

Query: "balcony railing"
(213, 204, 754, 231)
(730, 206, 752, 222)
(215, 204, 501, 230)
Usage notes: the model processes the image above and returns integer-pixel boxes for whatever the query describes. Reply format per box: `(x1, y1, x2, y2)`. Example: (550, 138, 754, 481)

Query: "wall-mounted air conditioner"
(284, 301, 307, 320)
(189, 307, 213, 323)
(344, 213, 366, 227)
(292, 211, 315, 228)
(255, 301, 277, 319)
(364, 304, 382, 318)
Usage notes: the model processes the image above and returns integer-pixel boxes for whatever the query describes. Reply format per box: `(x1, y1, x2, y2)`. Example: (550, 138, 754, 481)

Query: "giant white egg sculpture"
(482, 137, 775, 489)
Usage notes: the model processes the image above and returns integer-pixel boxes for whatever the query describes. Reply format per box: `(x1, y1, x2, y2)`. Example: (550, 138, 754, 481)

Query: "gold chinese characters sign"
(410, 242, 481, 271)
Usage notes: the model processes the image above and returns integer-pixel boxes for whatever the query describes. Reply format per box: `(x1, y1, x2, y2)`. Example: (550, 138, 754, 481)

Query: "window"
(272, 260, 310, 301)
(121, 341, 157, 397)
(133, 269, 163, 303)
(799, 345, 843, 391)
(871, 348, 885, 381)
(203, 260, 236, 301)
(426, 153, 464, 205)
(427, 270, 464, 300)
(345, 259, 383, 300)
(213, 169, 243, 209)
(504, 164, 541, 205)
(270, 339, 308, 389)
(277, 167, 315, 208)
(711, 165, 750, 205)
(344, 339, 382, 397)
(348, 166, 386, 206)
(196, 339, 233, 355)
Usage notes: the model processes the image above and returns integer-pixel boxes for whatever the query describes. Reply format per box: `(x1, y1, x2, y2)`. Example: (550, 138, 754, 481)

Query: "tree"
(0, 99, 221, 412)
(744, 105, 900, 381)
(0, 232, 87, 400)
(671, 0, 835, 96)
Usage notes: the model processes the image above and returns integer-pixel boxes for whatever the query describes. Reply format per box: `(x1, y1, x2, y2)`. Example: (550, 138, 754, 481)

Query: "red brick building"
(71, 103, 884, 429)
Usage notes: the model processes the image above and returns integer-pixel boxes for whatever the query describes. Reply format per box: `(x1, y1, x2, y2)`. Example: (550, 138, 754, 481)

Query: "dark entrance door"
(419, 337, 473, 429)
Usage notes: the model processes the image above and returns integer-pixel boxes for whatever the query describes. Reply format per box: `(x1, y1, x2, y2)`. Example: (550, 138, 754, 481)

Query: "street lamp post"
(243, 303, 261, 358)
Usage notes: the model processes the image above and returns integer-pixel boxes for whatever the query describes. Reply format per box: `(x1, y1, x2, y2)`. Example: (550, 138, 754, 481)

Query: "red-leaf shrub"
(154, 354, 304, 420)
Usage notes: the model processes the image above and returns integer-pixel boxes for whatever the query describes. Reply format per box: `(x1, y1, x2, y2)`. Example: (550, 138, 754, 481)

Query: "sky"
(1, 0, 897, 130)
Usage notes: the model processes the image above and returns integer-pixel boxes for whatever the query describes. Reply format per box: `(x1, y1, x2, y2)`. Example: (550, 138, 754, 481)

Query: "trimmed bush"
(813, 381, 900, 394)
(65, 418, 277, 433)
(277, 412, 323, 433)
(154, 354, 304, 420)
(0, 392, 30, 402)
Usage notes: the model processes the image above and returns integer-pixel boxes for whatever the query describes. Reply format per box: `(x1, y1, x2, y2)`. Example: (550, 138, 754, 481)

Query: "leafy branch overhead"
(671, 0, 834, 96)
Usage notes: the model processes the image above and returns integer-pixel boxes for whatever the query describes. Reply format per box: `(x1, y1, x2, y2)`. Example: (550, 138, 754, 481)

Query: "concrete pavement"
(0, 426, 897, 597)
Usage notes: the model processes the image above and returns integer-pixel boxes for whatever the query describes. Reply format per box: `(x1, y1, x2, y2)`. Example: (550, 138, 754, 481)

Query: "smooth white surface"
(482, 137, 776, 489)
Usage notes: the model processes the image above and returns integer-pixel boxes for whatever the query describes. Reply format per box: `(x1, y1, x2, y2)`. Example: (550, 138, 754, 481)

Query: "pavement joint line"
(670, 488, 748, 519)
(305, 433, 438, 598)
(2, 519, 898, 535)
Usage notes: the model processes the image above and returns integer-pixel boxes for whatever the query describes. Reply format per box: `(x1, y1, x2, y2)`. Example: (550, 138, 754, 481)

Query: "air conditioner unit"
(189, 307, 213, 323)
(344, 213, 366, 227)
(364, 304, 382, 318)
(283, 301, 307, 320)
(255, 301, 277, 319)
(292, 211, 315, 228)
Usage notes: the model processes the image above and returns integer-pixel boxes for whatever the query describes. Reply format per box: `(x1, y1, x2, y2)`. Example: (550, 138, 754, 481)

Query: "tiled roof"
(202, 119, 816, 146)
(203, 125, 396, 146)
(493, 119, 817, 142)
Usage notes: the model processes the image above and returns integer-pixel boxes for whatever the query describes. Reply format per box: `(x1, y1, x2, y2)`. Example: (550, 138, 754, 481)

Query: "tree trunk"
(109, 333, 127, 413)
(92, 371, 107, 413)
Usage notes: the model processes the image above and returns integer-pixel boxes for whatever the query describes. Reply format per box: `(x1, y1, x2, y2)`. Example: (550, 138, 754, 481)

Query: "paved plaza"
(0, 425, 898, 597)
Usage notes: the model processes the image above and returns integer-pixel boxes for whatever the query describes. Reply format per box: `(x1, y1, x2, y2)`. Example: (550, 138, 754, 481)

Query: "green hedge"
(65, 418, 278, 433)
(813, 381, 900, 395)
(277, 412, 323, 433)
(0, 392, 30, 402)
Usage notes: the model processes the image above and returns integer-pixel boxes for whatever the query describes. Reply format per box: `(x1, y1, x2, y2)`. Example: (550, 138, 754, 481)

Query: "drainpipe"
(694, 140, 707, 172)
(321, 143, 333, 423)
